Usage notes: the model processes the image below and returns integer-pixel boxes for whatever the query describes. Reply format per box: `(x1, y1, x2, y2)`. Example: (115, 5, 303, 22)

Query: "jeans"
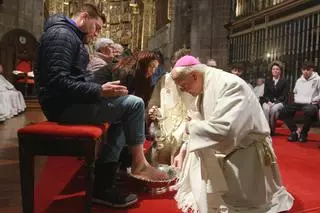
(55, 95, 145, 163)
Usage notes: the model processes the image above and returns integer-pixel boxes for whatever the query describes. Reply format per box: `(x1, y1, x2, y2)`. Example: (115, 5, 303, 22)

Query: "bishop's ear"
(192, 73, 197, 81)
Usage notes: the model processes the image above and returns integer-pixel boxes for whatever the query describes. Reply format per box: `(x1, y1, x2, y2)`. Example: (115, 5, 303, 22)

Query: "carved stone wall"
(0, 0, 44, 40)
(148, 0, 175, 58)
(45, 0, 146, 50)
(141, 0, 155, 50)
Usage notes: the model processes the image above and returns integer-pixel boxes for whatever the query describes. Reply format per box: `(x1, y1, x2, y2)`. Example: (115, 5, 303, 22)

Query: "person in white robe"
(0, 64, 26, 121)
(170, 56, 294, 213)
(253, 78, 265, 98)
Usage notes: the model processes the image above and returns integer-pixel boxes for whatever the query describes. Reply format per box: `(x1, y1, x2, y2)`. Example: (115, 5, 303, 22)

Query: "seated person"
(231, 63, 253, 89)
(281, 61, 320, 142)
(253, 77, 265, 99)
(151, 50, 167, 86)
(92, 51, 160, 105)
(0, 64, 26, 121)
(262, 61, 289, 135)
(110, 43, 124, 62)
(87, 37, 114, 72)
(206, 58, 217, 67)
(36, 5, 167, 208)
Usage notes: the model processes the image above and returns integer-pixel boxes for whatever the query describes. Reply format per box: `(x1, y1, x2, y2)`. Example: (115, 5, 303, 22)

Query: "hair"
(113, 51, 160, 105)
(231, 63, 245, 72)
(171, 48, 191, 66)
(171, 63, 206, 80)
(72, 3, 105, 22)
(95, 38, 114, 52)
(152, 49, 164, 65)
(100, 13, 106, 24)
(301, 61, 315, 70)
(207, 58, 216, 63)
(269, 60, 284, 72)
(111, 43, 124, 52)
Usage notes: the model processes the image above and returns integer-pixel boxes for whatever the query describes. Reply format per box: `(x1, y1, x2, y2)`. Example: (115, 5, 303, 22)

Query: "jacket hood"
(300, 72, 319, 82)
(44, 14, 85, 40)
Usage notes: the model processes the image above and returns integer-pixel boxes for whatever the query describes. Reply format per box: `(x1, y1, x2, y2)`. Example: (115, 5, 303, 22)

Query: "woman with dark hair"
(151, 49, 167, 86)
(92, 50, 160, 106)
(114, 51, 160, 105)
(262, 61, 289, 135)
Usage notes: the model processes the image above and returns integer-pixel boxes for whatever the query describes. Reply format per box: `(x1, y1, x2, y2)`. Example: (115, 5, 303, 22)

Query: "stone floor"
(0, 101, 319, 212)
(0, 104, 46, 213)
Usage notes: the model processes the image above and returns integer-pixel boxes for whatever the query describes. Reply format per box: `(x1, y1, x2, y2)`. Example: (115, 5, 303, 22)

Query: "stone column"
(167, 0, 175, 57)
(141, 0, 154, 50)
(32, 0, 44, 39)
(189, 0, 231, 68)
(172, 0, 192, 52)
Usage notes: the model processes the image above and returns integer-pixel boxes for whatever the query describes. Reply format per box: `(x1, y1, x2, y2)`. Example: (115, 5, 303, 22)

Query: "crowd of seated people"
(281, 62, 320, 142)
(244, 61, 319, 142)
(0, 64, 26, 122)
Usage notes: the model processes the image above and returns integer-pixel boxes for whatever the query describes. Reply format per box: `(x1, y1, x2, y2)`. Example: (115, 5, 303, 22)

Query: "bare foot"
(132, 164, 169, 181)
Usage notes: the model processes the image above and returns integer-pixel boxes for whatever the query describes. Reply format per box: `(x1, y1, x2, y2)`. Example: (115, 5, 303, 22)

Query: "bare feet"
(131, 164, 169, 181)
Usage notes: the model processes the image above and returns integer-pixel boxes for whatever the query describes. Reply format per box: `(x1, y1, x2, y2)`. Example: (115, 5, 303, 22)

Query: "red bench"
(18, 121, 109, 213)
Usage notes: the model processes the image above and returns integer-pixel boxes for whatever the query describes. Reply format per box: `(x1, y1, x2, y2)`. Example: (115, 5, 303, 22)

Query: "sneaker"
(93, 188, 138, 208)
(288, 132, 298, 142)
(298, 134, 308, 143)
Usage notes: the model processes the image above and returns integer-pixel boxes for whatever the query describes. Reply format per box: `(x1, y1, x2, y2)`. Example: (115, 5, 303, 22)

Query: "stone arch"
(0, 28, 38, 82)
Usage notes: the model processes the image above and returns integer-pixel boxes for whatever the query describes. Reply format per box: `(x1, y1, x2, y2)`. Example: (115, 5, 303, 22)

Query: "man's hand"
(172, 146, 187, 170)
(101, 81, 128, 97)
(268, 101, 274, 107)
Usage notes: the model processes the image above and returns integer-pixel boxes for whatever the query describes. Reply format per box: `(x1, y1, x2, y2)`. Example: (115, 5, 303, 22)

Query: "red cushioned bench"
(18, 121, 109, 213)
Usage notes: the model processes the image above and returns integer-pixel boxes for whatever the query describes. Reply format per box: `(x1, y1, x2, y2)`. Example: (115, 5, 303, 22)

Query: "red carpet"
(34, 129, 320, 213)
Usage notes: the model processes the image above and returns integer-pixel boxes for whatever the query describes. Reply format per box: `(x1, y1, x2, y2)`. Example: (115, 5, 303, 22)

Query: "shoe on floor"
(288, 132, 298, 142)
(93, 188, 138, 208)
(298, 134, 308, 143)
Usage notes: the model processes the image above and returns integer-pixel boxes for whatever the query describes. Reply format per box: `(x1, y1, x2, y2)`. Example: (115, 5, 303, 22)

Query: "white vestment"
(0, 75, 26, 121)
(148, 73, 197, 164)
(175, 68, 294, 213)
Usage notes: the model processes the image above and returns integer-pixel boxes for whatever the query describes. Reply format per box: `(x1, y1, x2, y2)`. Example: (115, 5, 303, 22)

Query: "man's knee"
(303, 104, 318, 117)
(270, 106, 282, 114)
(279, 106, 294, 119)
(125, 95, 144, 110)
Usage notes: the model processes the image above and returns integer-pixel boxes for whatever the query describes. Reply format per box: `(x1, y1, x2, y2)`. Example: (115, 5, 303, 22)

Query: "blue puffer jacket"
(35, 14, 102, 120)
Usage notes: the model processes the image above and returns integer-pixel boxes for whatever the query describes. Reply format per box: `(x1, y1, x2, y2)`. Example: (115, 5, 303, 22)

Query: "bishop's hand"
(172, 143, 187, 170)
(148, 105, 161, 121)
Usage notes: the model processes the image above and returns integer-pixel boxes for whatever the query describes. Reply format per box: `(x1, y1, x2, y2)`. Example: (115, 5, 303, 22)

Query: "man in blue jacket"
(35, 3, 167, 208)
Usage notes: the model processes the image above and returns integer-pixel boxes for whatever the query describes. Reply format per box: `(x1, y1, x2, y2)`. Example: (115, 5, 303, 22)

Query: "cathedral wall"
(190, 0, 230, 68)
(0, 0, 44, 40)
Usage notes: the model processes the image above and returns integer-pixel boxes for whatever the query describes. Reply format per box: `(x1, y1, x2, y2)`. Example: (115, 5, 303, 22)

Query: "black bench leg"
(84, 152, 94, 213)
(19, 142, 34, 213)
